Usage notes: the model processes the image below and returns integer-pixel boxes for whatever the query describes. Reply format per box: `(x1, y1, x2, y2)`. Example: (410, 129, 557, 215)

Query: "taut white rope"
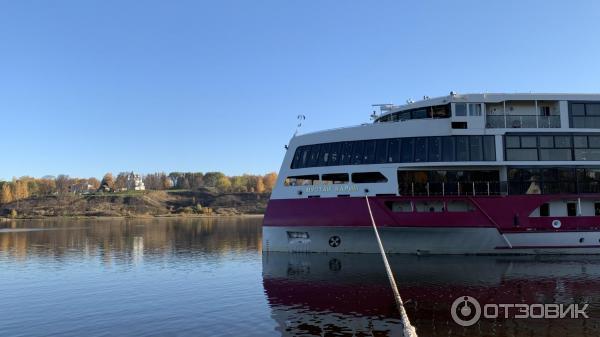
(365, 196, 418, 337)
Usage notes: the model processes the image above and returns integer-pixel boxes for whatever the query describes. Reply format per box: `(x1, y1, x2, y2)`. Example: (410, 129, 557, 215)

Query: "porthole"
(579, 238, 585, 243)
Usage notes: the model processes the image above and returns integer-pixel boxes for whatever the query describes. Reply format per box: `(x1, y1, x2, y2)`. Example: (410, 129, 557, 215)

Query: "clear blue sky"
(1, 1, 599, 180)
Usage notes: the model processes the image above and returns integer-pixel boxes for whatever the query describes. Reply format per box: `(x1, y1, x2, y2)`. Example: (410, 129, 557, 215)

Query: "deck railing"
(400, 181, 507, 196)
(400, 181, 600, 196)
(485, 115, 560, 128)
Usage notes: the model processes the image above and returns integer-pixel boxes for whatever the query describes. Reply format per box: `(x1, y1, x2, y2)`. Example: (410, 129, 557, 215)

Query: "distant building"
(69, 182, 95, 194)
(126, 173, 145, 191)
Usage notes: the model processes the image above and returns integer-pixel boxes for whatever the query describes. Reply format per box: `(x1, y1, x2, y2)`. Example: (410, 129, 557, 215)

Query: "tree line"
(0, 172, 277, 204)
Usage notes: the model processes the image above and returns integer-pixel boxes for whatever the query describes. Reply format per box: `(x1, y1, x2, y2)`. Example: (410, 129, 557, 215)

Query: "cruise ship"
(263, 93, 600, 254)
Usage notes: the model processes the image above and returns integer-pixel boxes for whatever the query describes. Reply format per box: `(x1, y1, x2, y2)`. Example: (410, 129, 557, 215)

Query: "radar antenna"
(294, 114, 306, 136)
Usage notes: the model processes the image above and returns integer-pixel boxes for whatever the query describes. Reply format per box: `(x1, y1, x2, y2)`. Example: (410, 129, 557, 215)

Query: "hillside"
(0, 189, 269, 218)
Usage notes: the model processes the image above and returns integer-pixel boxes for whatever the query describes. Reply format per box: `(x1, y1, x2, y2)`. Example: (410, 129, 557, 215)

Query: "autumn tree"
(189, 173, 204, 190)
(100, 173, 115, 191)
(203, 172, 225, 188)
(88, 177, 100, 190)
(255, 178, 265, 193)
(230, 176, 248, 192)
(55, 175, 71, 195)
(114, 172, 129, 191)
(0, 183, 13, 204)
(215, 176, 232, 192)
(161, 174, 173, 190)
(13, 179, 29, 200)
(263, 172, 277, 192)
(37, 178, 56, 195)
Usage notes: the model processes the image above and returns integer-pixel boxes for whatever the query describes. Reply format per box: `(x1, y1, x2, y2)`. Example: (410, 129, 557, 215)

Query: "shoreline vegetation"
(0, 172, 276, 219)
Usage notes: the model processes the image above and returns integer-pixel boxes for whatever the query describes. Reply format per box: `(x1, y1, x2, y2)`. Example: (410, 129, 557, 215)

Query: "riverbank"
(0, 189, 269, 219)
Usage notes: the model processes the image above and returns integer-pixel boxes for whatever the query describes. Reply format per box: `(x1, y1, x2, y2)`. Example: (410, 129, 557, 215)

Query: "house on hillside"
(126, 173, 145, 191)
(70, 182, 95, 194)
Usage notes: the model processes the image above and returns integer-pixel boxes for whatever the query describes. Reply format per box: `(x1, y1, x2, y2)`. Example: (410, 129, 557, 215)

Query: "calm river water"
(2, 217, 600, 337)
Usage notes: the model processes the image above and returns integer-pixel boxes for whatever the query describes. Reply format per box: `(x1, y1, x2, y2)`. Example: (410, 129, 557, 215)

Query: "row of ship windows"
(385, 200, 474, 213)
(571, 103, 600, 129)
(375, 103, 483, 123)
(290, 135, 496, 169)
(284, 172, 388, 186)
(375, 104, 450, 122)
(505, 134, 600, 161)
(538, 202, 600, 217)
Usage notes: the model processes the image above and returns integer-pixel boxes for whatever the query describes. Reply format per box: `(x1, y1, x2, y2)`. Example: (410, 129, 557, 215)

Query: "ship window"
(483, 136, 496, 161)
(506, 149, 538, 161)
(451, 122, 467, 129)
(290, 146, 305, 169)
(595, 202, 600, 216)
(375, 139, 388, 163)
(572, 103, 585, 116)
(414, 137, 428, 162)
(432, 105, 450, 118)
(539, 136, 554, 148)
(328, 142, 341, 166)
(587, 104, 600, 116)
(567, 202, 577, 216)
(570, 102, 600, 128)
(351, 172, 388, 183)
(554, 136, 571, 148)
(505, 136, 520, 148)
(307, 144, 321, 167)
(340, 141, 354, 165)
(469, 136, 483, 161)
(363, 140, 376, 164)
(388, 138, 401, 163)
(385, 201, 412, 212)
(284, 175, 319, 186)
(539, 149, 571, 161)
(428, 137, 442, 162)
(317, 143, 331, 166)
(468, 103, 482, 116)
(351, 141, 365, 165)
(399, 111, 411, 120)
(574, 136, 588, 148)
(414, 200, 444, 212)
(296, 146, 310, 168)
(442, 137, 455, 162)
(455, 103, 467, 116)
(521, 136, 537, 148)
(575, 148, 600, 161)
(590, 136, 600, 148)
(400, 138, 414, 162)
(540, 203, 550, 216)
(446, 200, 475, 212)
(321, 173, 349, 184)
(455, 136, 469, 161)
(411, 109, 428, 119)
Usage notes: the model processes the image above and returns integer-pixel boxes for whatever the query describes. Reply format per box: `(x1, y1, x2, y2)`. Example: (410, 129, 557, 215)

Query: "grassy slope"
(0, 189, 270, 218)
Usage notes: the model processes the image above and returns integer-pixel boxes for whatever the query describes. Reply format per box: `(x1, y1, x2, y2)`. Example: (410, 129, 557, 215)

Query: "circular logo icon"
(552, 219, 562, 229)
(451, 296, 481, 327)
(328, 236, 341, 248)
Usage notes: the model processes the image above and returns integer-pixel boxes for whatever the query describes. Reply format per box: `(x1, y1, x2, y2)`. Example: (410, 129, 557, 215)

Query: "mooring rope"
(365, 196, 418, 337)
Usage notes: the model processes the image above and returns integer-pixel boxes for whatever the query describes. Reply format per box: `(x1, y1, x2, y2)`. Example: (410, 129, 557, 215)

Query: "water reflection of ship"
(262, 253, 600, 336)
